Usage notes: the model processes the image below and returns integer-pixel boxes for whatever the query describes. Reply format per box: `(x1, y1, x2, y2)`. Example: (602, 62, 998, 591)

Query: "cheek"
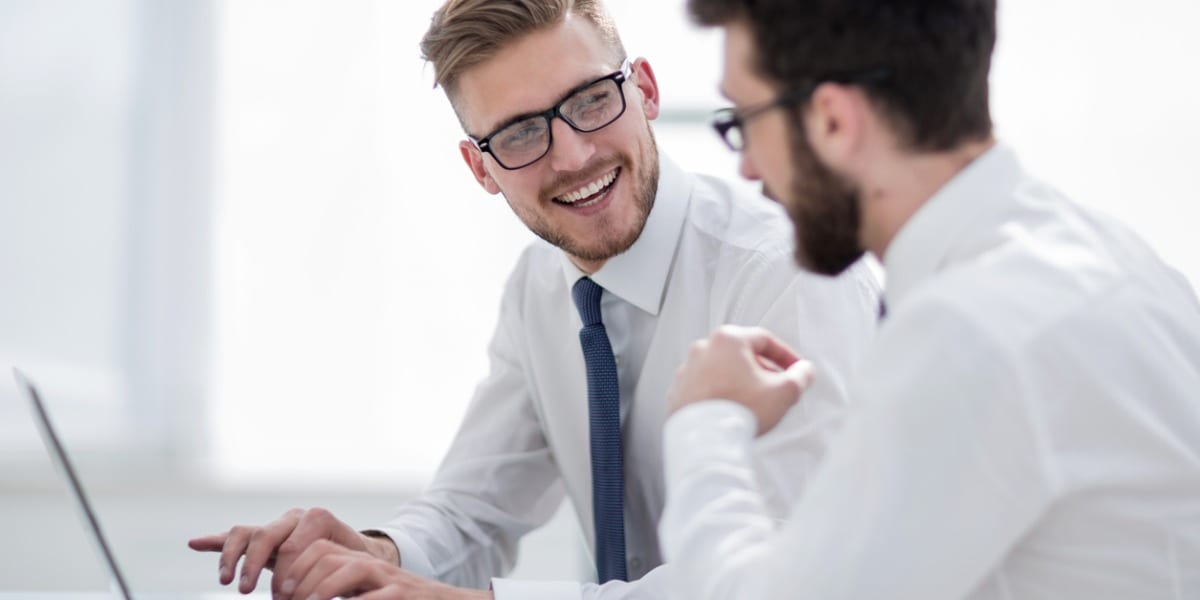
(492, 170, 542, 205)
(610, 109, 650, 149)
(760, 135, 794, 188)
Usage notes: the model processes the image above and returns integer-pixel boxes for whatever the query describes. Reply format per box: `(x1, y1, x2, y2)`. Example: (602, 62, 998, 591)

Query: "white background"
(1, 0, 1198, 592)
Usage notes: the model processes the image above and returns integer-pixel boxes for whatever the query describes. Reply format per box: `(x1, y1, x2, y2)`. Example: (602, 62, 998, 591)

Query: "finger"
(273, 508, 354, 595)
(353, 584, 403, 600)
(290, 546, 356, 600)
(187, 533, 228, 552)
(783, 359, 815, 389)
(288, 507, 360, 551)
(311, 560, 376, 600)
(240, 511, 302, 594)
(745, 330, 803, 371)
(216, 527, 253, 586)
(755, 354, 784, 372)
(766, 360, 814, 410)
(279, 538, 335, 598)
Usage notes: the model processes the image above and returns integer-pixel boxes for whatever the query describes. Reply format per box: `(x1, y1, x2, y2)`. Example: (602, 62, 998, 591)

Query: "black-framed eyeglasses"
(470, 59, 633, 170)
(712, 68, 891, 152)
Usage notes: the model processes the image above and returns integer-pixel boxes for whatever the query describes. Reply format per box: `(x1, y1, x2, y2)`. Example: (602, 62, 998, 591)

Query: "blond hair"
(421, 0, 626, 99)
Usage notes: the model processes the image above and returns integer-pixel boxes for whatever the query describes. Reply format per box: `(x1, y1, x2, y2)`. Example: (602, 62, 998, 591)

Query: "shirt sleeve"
(373, 270, 566, 589)
(659, 302, 1059, 600)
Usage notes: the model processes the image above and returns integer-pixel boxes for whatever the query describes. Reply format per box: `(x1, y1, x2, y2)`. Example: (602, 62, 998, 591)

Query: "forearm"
(373, 478, 564, 588)
(660, 401, 771, 600)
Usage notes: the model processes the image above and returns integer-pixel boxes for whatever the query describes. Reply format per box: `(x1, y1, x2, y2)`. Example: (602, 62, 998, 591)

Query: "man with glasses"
(189, 1, 879, 599)
(660, 0, 1200, 598)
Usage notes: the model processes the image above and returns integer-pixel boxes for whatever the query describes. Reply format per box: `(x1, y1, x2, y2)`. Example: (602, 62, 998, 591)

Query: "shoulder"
(676, 171, 880, 323)
(675, 173, 796, 301)
(682, 172, 795, 261)
(891, 183, 1193, 364)
(497, 238, 567, 314)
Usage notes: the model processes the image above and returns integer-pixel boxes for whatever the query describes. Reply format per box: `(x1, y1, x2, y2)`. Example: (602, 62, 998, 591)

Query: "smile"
(552, 168, 620, 208)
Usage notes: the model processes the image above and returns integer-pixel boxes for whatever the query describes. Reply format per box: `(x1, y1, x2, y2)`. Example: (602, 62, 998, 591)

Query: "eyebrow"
(474, 68, 621, 140)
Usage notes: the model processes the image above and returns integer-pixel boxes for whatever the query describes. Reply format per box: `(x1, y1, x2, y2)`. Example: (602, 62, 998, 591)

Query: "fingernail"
(240, 574, 248, 588)
(219, 566, 229, 582)
(306, 594, 318, 600)
(281, 579, 295, 595)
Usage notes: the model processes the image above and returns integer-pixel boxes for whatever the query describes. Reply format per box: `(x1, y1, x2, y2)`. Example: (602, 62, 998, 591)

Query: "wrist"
(360, 529, 401, 566)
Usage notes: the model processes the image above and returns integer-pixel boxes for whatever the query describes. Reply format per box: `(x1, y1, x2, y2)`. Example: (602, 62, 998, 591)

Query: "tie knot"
(572, 277, 604, 327)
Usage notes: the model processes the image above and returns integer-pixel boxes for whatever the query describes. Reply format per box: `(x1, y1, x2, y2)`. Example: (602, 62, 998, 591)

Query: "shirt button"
(629, 557, 642, 571)
(614, 355, 621, 366)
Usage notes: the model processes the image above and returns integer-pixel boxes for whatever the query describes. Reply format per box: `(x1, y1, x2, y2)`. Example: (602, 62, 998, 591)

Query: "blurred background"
(1, 0, 1198, 593)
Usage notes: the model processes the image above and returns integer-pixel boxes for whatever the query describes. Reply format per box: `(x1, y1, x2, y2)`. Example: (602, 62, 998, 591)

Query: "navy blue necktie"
(572, 277, 627, 583)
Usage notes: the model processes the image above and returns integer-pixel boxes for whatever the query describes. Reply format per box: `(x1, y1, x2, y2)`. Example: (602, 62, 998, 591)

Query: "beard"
(506, 125, 659, 264)
(786, 114, 865, 276)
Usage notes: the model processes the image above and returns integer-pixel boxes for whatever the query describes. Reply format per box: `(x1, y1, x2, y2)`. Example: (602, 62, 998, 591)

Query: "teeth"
(557, 169, 618, 204)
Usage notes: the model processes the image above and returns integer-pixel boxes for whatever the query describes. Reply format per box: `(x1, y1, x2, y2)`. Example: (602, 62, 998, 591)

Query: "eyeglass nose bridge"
(543, 103, 592, 135)
(523, 90, 630, 164)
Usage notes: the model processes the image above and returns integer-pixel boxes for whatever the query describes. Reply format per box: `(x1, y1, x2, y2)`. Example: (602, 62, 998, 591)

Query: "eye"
(565, 87, 618, 126)
(496, 120, 547, 151)
(577, 89, 612, 107)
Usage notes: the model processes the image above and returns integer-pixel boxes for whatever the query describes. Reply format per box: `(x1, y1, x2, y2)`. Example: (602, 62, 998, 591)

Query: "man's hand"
(669, 325, 815, 435)
(281, 540, 492, 600)
(187, 507, 394, 596)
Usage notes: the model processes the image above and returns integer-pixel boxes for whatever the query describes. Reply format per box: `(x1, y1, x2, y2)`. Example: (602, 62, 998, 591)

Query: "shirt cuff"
(490, 578, 583, 600)
(369, 526, 436, 580)
(663, 400, 757, 487)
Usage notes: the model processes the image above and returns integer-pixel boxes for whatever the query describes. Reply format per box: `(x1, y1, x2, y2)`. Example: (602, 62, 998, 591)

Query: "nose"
(738, 149, 762, 182)
(546, 117, 595, 173)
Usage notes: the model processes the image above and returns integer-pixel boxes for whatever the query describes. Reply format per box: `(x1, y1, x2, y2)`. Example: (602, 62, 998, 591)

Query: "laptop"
(13, 368, 281, 599)
(13, 367, 135, 599)
(13, 367, 280, 597)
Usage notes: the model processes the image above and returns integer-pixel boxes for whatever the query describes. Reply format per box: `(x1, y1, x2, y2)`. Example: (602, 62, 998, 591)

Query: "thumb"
(779, 359, 815, 399)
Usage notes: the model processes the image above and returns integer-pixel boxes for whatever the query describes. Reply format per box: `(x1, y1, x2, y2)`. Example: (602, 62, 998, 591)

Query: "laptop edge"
(13, 367, 135, 600)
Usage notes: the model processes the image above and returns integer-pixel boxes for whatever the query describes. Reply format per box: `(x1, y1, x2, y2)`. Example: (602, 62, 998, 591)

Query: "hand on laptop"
(187, 507, 396, 596)
(668, 325, 815, 436)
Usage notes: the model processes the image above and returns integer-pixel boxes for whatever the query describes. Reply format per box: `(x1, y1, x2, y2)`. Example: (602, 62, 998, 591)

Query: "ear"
(459, 140, 502, 195)
(630, 57, 661, 121)
(805, 83, 868, 170)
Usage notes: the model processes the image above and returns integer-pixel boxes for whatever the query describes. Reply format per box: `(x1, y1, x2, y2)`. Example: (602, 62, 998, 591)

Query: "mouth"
(551, 167, 621, 210)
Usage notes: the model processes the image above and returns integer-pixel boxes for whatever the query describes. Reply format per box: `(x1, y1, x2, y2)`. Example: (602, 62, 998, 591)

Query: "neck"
(861, 136, 996, 260)
(570, 255, 607, 275)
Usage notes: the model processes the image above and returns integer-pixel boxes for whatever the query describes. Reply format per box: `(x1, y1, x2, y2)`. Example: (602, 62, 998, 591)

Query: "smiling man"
(660, 0, 1200, 598)
(189, 1, 879, 599)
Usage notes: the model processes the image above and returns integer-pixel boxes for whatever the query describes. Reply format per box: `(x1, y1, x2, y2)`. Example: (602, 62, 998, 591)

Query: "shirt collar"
(883, 142, 1025, 308)
(559, 153, 692, 316)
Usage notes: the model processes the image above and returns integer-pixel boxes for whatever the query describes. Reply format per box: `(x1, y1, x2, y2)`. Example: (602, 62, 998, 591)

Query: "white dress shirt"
(660, 143, 1200, 599)
(373, 155, 881, 600)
